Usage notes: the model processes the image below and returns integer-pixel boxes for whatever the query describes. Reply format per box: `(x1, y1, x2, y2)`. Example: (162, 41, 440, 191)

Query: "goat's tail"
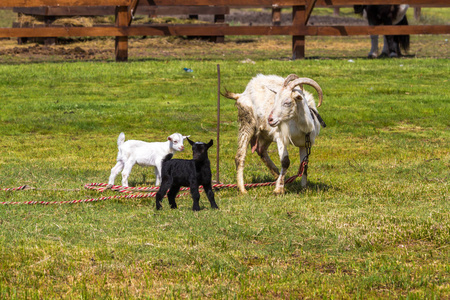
(221, 88, 240, 101)
(162, 153, 174, 163)
(117, 132, 126, 147)
(395, 15, 410, 53)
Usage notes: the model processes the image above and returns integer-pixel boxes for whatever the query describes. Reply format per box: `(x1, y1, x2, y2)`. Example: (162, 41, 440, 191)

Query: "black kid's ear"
(187, 137, 194, 146)
(207, 139, 213, 148)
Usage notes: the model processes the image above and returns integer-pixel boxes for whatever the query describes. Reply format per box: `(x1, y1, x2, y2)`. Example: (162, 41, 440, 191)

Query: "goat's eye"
(174, 141, 178, 144)
(283, 101, 292, 107)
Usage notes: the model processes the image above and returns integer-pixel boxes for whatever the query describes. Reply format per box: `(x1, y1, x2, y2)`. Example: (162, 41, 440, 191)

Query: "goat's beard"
(278, 122, 295, 147)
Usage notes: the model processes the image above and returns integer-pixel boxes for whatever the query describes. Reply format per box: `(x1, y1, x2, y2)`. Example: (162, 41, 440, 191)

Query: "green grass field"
(0, 55, 449, 298)
(0, 4, 449, 299)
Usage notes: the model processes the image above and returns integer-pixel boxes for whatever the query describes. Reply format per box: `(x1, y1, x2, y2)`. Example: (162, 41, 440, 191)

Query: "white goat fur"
(108, 132, 189, 187)
(224, 74, 324, 194)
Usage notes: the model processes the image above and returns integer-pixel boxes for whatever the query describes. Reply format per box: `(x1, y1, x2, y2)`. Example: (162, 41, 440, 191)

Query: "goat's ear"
(294, 93, 303, 101)
(207, 139, 213, 148)
(293, 89, 305, 101)
(168, 136, 172, 141)
(187, 137, 195, 146)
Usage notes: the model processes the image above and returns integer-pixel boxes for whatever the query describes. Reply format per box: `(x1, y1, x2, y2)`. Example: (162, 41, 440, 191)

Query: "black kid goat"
(155, 138, 219, 211)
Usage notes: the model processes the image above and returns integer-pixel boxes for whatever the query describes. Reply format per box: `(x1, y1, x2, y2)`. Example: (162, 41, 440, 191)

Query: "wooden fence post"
(272, 7, 281, 26)
(333, 7, 340, 16)
(44, 16, 57, 45)
(115, 5, 128, 62)
(414, 7, 421, 20)
(292, 5, 306, 60)
(213, 14, 225, 43)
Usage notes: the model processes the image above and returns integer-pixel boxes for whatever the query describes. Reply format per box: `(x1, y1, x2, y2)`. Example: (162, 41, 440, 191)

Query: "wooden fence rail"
(1, 0, 449, 61)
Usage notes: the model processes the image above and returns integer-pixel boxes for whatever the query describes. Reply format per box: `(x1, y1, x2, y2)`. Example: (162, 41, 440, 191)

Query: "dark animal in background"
(354, 5, 410, 58)
(155, 138, 218, 211)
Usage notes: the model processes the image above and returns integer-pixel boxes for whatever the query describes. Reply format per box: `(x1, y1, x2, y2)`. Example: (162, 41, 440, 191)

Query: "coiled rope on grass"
(0, 161, 307, 205)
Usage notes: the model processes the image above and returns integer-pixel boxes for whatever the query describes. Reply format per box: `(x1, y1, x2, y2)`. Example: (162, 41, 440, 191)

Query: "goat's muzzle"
(268, 113, 279, 127)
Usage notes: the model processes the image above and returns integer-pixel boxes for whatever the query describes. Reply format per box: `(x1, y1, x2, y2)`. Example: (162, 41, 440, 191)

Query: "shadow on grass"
(247, 174, 331, 194)
(127, 172, 332, 199)
(128, 173, 157, 188)
(234, 38, 258, 44)
(246, 175, 331, 193)
(285, 180, 331, 194)
(250, 174, 277, 184)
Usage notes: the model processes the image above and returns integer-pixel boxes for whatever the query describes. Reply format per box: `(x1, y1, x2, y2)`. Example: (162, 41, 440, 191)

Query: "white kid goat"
(223, 74, 325, 194)
(108, 132, 189, 187)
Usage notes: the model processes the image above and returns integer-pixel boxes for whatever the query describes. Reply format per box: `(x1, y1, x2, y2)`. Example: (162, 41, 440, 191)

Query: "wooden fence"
(11, 2, 230, 44)
(1, 0, 449, 61)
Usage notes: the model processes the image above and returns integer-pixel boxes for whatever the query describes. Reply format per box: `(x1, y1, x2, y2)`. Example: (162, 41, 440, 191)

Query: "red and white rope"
(0, 185, 34, 192)
(0, 161, 307, 205)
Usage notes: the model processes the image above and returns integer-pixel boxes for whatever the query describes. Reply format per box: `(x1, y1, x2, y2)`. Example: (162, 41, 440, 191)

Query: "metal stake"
(216, 64, 221, 184)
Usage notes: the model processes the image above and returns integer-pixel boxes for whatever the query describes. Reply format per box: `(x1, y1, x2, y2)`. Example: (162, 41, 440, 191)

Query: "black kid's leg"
(155, 180, 172, 210)
(167, 185, 180, 209)
(203, 183, 218, 209)
(190, 186, 201, 211)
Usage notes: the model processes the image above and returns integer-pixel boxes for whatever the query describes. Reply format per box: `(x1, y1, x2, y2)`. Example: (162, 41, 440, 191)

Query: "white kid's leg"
(154, 164, 162, 186)
(108, 161, 124, 185)
(121, 161, 135, 187)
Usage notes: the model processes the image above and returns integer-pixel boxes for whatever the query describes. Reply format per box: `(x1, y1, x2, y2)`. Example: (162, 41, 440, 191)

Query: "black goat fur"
(155, 138, 218, 211)
(354, 5, 410, 57)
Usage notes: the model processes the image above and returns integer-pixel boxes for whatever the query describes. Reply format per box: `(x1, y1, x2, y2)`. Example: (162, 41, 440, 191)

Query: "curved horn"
(288, 78, 323, 108)
(283, 74, 299, 87)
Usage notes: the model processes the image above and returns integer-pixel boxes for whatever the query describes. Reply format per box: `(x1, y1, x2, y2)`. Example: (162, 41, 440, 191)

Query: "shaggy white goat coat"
(224, 74, 324, 194)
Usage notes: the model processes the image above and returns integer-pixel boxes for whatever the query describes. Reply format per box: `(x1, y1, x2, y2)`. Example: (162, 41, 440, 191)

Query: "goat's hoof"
(389, 52, 398, 58)
(239, 188, 248, 194)
(273, 187, 285, 195)
(105, 184, 113, 189)
(301, 181, 308, 189)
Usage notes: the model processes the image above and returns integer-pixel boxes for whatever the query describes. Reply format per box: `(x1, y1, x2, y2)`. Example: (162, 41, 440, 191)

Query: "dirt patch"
(0, 9, 447, 62)
(0, 42, 113, 61)
(0, 10, 367, 62)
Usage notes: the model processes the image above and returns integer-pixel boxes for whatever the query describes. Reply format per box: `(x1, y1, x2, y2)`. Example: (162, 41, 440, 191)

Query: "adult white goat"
(223, 74, 325, 194)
